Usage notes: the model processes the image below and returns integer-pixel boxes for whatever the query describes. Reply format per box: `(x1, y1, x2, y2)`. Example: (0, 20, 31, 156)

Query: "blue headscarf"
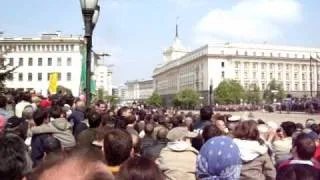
(196, 136, 242, 180)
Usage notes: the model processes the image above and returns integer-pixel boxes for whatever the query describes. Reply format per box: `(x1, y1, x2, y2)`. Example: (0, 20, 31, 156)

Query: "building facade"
(153, 33, 320, 105)
(126, 79, 154, 102)
(93, 54, 112, 95)
(1, 32, 85, 96)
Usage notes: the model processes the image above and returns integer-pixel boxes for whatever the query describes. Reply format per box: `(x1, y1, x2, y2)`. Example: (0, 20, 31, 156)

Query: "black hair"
(293, 133, 316, 160)
(277, 164, 320, 180)
(33, 108, 48, 126)
(200, 106, 213, 121)
(88, 112, 102, 128)
(0, 95, 7, 108)
(144, 123, 154, 136)
(0, 133, 28, 180)
(43, 136, 62, 155)
(202, 125, 224, 143)
(103, 129, 132, 166)
(281, 121, 297, 137)
(50, 106, 63, 119)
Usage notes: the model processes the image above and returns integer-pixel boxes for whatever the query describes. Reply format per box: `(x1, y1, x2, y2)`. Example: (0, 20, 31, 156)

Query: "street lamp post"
(209, 78, 213, 106)
(80, 0, 100, 106)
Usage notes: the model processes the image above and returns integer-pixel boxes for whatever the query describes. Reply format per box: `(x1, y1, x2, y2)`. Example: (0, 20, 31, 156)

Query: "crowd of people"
(1, 91, 320, 179)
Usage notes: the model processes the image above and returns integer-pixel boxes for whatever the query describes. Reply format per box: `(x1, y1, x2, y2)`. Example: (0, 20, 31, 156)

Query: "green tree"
(173, 88, 200, 109)
(245, 83, 261, 104)
(0, 48, 18, 92)
(214, 79, 245, 104)
(94, 88, 119, 107)
(57, 85, 73, 96)
(146, 92, 164, 107)
(263, 79, 285, 103)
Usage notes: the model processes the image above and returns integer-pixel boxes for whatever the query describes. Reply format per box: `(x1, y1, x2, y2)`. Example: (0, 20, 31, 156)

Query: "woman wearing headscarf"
(196, 136, 242, 180)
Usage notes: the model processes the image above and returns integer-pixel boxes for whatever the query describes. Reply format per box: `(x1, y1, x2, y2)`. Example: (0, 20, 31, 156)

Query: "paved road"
(181, 110, 320, 125)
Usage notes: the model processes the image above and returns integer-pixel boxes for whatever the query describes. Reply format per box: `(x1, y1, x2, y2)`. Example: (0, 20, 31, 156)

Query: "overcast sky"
(1, 0, 320, 84)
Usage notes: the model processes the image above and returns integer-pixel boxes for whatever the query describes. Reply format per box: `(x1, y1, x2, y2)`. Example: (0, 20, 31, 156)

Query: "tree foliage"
(146, 92, 164, 107)
(263, 79, 285, 103)
(245, 83, 261, 104)
(57, 85, 73, 96)
(173, 88, 200, 108)
(214, 79, 245, 104)
(0, 49, 18, 92)
(94, 88, 119, 107)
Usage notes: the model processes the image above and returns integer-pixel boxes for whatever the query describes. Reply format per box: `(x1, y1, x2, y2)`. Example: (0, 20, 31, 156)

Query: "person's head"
(215, 119, 227, 133)
(33, 108, 49, 126)
(43, 136, 62, 157)
(118, 156, 164, 180)
(280, 121, 297, 137)
(310, 124, 320, 134)
(196, 136, 241, 180)
(103, 129, 133, 166)
(172, 115, 183, 128)
(75, 100, 86, 113)
(88, 112, 102, 128)
(144, 123, 154, 136)
(0, 133, 29, 180)
(184, 116, 193, 131)
(202, 125, 224, 143)
(295, 123, 304, 132)
(166, 127, 197, 142)
(200, 106, 213, 121)
(233, 120, 261, 142)
(117, 106, 131, 118)
(22, 105, 34, 120)
(50, 106, 65, 119)
(305, 119, 316, 129)
(31, 148, 114, 180)
(5, 116, 28, 140)
(95, 100, 107, 114)
(156, 127, 169, 141)
(20, 92, 31, 102)
(276, 164, 320, 180)
(292, 133, 316, 160)
(0, 95, 7, 108)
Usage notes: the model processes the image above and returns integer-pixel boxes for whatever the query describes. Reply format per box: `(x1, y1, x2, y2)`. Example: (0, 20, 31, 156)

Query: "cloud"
(195, 0, 301, 43)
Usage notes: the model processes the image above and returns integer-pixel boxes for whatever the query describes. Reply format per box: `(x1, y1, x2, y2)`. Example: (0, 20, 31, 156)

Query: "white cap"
(228, 116, 241, 122)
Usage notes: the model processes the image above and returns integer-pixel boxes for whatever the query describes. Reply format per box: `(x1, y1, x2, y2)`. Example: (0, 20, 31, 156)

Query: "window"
(287, 53, 290, 58)
(286, 73, 289, 80)
(235, 62, 240, 68)
(295, 54, 298, 58)
(286, 83, 290, 91)
(38, 73, 42, 81)
(48, 58, 52, 66)
(67, 58, 72, 66)
(294, 73, 298, 80)
(19, 58, 23, 66)
(221, 62, 224, 68)
(244, 62, 249, 69)
(244, 51, 248, 56)
(261, 52, 265, 56)
(302, 83, 306, 91)
(42, 45, 45, 51)
(46, 45, 50, 51)
(61, 45, 64, 51)
(9, 58, 13, 66)
(70, 44, 74, 51)
(302, 73, 305, 80)
(261, 63, 266, 69)
(270, 63, 274, 69)
(57, 58, 62, 66)
(19, 73, 23, 81)
(236, 50, 238, 55)
(302, 54, 305, 59)
(262, 83, 265, 90)
(235, 71, 239, 79)
(28, 58, 33, 66)
(278, 64, 282, 70)
(278, 53, 281, 57)
(7, 73, 13, 81)
(253, 52, 256, 56)
(270, 73, 273, 79)
(32, 45, 36, 51)
(56, 45, 59, 51)
(38, 58, 43, 66)
(302, 65, 306, 71)
(278, 73, 281, 80)
(244, 72, 248, 79)
(253, 63, 257, 69)
(221, 71, 225, 78)
(270, 52, 273, 57)
(66, 45, 69, 51)
(58, 73, 61, 81)
(253, 72, 256, 79)
(261, 72, 265, 79)
(28, 73, 32, 81)
(47, 73, 50, 81)
(67, 72, 72, 81)
(294, 83, 298, 91)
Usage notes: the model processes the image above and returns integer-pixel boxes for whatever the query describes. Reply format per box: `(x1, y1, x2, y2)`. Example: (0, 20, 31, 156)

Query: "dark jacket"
(77, 128, 97, 147)
(70, 110, 84, 135)
(192, 120, 212, 150)
(141, 135, 156, 151)
(142, 139, 168, 160)
(31, 133, 51, 167)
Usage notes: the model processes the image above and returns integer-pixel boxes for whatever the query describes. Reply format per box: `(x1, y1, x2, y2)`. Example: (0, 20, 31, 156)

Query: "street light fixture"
(80, 0, 100, 106)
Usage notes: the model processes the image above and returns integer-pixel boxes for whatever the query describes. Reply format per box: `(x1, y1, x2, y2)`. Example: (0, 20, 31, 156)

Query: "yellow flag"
(49, 72, 58, 94)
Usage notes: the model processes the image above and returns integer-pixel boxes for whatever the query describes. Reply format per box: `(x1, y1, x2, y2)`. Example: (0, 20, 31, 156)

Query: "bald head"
(157, 127, 169, 141)
(76, 100, 86, 112)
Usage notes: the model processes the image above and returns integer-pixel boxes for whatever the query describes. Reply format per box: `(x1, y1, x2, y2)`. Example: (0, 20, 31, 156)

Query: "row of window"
(7, 72, 72, 82)
(236, 71, 315, 81)
(6, 57, 72, 66)
(0, 44, 75, 52)
(243, 82, 311, 92)
(234, 50, 319, 59)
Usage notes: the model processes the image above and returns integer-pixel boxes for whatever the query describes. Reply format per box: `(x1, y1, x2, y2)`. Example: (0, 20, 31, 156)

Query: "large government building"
(0, 32, 112, 96)
(153, 27, 320, 105)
